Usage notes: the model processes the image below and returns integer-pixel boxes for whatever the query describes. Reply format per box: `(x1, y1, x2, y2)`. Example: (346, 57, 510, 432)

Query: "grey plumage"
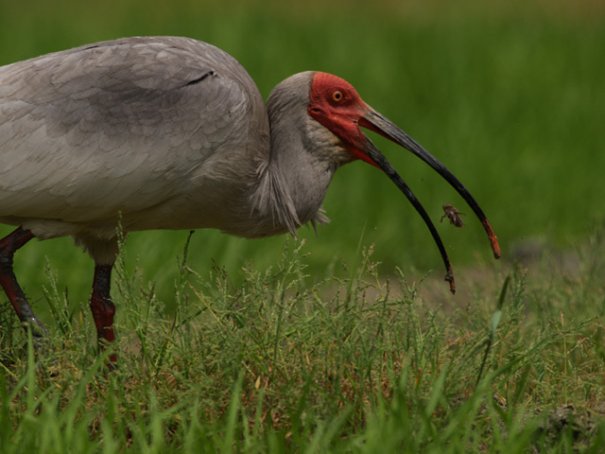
(0, 37, 339, 263)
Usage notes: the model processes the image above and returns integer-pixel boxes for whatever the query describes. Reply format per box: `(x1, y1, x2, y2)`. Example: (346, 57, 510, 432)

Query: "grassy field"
(0, 0, 604, 451)
(2, 238, 605, 451)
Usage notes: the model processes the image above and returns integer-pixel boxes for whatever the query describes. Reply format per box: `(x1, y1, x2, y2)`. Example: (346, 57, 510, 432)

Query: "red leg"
(0, 227, 47, 337)
(89, 264, 117, 362)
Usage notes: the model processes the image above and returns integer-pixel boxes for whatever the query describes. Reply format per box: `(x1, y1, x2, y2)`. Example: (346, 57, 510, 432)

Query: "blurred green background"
(0, 0, 603, 308)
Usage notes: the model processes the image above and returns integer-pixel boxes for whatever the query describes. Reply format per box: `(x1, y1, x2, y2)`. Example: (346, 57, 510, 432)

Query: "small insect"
(441, 204, 464, 227)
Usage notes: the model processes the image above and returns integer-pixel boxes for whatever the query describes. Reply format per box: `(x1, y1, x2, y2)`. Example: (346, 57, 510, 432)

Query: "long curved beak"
(358, 108, 501, 291)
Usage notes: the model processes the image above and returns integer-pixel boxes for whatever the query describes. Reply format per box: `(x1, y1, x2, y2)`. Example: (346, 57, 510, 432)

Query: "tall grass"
(1, 231, 604, 451)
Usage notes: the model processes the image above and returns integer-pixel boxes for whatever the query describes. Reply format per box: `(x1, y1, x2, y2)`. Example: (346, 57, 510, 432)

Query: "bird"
(0, 36, 500, 359)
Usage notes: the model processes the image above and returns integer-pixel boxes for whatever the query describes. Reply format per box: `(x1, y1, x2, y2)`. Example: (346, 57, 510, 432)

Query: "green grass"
(2, 233, 605, 452)
(1, 0, 605, 451)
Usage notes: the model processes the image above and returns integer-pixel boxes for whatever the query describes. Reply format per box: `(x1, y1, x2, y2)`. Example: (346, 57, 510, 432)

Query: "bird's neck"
(249, 113, 337, 236)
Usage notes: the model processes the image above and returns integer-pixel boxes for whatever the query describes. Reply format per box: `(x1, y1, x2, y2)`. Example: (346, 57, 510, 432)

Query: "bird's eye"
(331, 90, 344, 103)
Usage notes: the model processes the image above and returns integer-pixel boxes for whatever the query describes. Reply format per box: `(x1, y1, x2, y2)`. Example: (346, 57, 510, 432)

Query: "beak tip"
(445, 270, 456, 294)
(490, 237, 501, 259)
(482, 219, 501, 259)
(489, 235, 501, 259)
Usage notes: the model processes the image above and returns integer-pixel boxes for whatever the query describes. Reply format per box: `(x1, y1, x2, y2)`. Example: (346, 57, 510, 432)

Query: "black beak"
(358, 108, 501, 293)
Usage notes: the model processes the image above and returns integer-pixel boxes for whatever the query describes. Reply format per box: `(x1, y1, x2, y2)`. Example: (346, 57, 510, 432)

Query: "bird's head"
(270, 71, 501, 292)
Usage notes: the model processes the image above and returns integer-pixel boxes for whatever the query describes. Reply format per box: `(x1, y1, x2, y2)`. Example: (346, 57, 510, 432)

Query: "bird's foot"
(22, 315, 49, 339)
(97, 333, 118, 367)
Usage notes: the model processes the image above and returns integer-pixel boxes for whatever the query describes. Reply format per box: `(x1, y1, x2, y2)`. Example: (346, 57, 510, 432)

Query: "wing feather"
(0, 37, 266, 226)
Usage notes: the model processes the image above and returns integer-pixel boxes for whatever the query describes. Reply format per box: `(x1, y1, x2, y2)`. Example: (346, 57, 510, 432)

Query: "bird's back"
(0, 37, 269, 238)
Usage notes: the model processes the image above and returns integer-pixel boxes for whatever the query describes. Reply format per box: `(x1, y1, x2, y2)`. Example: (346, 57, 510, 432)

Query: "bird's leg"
(89, 263, 117, 363)
(0, 227, 47, 337)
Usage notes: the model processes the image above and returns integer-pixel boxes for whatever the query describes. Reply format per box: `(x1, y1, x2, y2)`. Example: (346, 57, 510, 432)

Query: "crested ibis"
(0, 37, 500, 357)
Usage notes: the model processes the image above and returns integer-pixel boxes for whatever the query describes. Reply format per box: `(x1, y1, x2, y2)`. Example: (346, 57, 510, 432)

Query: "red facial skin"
(307, 72, 378, 167)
